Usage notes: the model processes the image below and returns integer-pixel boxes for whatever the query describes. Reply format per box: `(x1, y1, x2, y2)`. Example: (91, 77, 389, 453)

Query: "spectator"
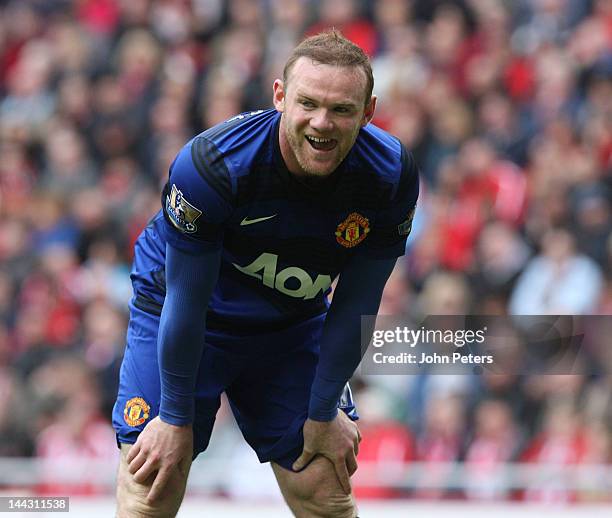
(353, 386, 415, 500)
(509, 227, 604, 314)
(464, 399, 519, 500)
(0, 368, 35, 456)
(29, 356, 118, 494)
(414, 395, 466, 499)
(520, 400, 590, 503)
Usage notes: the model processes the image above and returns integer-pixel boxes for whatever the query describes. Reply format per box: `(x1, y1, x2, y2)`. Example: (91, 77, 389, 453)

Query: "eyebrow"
(296, 93, 358, 109)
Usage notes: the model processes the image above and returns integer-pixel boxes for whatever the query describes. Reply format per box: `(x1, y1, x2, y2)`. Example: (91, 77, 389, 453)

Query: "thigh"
(272, 457, 357, 518)
(224, 317, 359, 469)
(116, 443, 190, 518)
(112, 304, 163, 446)
(226, 337, 319, 465)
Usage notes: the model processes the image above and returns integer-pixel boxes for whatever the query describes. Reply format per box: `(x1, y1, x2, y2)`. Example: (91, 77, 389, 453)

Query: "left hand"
(292, 411, 362, 494)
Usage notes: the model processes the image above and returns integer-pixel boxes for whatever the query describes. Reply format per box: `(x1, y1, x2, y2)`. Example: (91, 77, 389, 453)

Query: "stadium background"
(0, 0, 610, 515)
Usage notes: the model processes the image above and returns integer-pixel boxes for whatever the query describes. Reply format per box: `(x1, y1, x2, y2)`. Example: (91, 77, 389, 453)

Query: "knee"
(116, 465, 169, 518)
(304, 492, 355, 518)
(282, 457, 357, 518)
(115, 445, 185, 518)
(116, 497, 167, 518)
(116, 471, 153, 517)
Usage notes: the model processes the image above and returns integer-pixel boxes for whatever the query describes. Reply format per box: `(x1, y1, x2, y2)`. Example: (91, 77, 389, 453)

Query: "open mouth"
(305, 135, 337, 152)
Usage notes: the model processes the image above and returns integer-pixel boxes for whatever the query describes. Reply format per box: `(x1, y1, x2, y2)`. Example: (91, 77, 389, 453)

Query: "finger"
(292, 450, 314, 472)
(127, 450, 147, 475)
(177, 454, 191, 476)
(334, 459, 351, 494)
(346, 452, 358, 477)
(133, 458, 158, 484)
(125, 442, 140, 464)
(351, 423, 361, 456)
(147, 467, 171, 503)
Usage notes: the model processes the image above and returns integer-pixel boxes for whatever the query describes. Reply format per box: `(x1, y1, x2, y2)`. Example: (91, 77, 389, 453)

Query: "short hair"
(283, 29, 374, 106)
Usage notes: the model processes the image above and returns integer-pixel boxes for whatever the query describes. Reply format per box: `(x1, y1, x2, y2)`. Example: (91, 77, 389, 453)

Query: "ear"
(273, 79, 285, 112)
(361, 95, 377, 126)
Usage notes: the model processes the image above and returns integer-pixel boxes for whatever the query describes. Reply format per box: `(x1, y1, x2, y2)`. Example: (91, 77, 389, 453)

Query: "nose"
(309, 109, 333, 133)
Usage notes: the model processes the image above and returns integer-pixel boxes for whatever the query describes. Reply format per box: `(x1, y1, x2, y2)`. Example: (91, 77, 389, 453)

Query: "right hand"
(126, 416, 193, 503)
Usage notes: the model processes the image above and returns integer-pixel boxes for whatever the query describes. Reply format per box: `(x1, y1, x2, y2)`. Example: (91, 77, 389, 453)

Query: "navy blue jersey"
(136, 109, 417, 334)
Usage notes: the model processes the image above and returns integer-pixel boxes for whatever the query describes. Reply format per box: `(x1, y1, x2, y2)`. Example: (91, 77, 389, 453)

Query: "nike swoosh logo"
(240, 214, 277, 226)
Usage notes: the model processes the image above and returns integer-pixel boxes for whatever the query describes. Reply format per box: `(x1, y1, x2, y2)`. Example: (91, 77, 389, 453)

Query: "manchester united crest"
(124, 397, 150, 427)
(335, 212, 370, 248)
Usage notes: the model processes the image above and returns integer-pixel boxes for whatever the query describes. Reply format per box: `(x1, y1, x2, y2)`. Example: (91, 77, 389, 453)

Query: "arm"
(127, 243, 221, 502)
(293, 255, 397, 492)
(295, 143, 419, 489)
(309, 255, 397, 421)
(126, 132, 232, 501)
(158, 243, 221, 424)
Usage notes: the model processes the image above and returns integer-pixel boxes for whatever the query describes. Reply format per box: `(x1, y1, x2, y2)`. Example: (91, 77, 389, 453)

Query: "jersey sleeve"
(308, 255, 397, 421)
(360, 145, 419, 259)
(160, 136, 234, 254)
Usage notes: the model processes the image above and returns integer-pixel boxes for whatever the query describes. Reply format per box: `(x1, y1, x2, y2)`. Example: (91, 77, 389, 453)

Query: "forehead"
(286, 57, 368, 106)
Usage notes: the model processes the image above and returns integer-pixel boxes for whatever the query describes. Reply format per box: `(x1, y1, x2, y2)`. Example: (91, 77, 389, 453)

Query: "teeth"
(307, 136, 332, 143)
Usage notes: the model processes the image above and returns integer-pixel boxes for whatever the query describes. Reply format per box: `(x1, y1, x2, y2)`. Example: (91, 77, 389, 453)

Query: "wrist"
(308, 378, 344, 421)
(307, 406, 338, 422)
(158, 413, 193, 427)
(159, 395, 194, 426)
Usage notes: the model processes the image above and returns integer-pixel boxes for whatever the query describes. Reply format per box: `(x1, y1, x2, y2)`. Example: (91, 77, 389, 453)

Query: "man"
(112, 30, 419, 517)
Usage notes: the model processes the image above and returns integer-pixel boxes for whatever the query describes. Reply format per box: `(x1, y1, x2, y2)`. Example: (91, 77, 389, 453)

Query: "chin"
(298, 153, 342, 177)
(294, 170, 332, 187)
(300, 163, 336, 177)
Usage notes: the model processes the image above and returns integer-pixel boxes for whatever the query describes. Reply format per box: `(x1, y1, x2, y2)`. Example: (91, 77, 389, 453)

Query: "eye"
(300, 100, 315, 108)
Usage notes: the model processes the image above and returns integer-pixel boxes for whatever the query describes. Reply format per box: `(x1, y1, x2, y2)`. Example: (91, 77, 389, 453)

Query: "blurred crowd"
(0, 0, 610, 502)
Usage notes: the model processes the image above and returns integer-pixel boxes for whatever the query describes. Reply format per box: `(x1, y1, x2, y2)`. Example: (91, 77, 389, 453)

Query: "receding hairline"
(282, 30, 374, 106)
(283, 57, 370, 103)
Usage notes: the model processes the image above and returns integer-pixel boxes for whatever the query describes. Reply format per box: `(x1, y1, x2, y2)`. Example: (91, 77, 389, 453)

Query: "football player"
(113, 30, 418, 517)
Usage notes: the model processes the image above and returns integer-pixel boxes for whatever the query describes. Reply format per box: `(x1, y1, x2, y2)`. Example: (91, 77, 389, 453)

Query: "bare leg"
(116, 443, 191, 518)
(272, 457, 357, 518)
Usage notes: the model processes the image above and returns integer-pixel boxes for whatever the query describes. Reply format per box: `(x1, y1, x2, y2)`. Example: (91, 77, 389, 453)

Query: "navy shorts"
(112, 302, 357, 470)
